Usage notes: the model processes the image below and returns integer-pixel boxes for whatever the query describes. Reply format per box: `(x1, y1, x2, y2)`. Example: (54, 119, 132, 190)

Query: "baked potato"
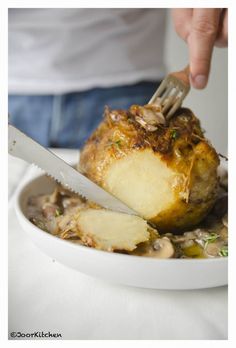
(79, 104, 220, 233)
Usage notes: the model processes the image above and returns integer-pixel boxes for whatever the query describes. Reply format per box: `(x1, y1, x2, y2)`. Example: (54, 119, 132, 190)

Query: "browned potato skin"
(79, 105, 219, 233)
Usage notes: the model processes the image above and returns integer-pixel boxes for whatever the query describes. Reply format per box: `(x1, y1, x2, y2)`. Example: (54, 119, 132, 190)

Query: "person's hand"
(172, 8, 228, 89)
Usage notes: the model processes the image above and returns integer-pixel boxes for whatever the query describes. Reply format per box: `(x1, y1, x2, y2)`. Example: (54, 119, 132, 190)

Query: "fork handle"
(170, 65, 190, 87)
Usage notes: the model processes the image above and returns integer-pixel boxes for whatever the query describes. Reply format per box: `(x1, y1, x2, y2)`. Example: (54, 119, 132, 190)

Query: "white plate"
(15, 173, 228, 290)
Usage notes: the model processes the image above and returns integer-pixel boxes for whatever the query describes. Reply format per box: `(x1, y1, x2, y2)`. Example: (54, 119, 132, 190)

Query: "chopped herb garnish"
(203, 233, 220, 248)
(106, 139, 122, 148)
(55, 208, 62, 217)
(171, 129, 179, 140)
(114, 140, 122, 147)
(219, 246, 228, 257)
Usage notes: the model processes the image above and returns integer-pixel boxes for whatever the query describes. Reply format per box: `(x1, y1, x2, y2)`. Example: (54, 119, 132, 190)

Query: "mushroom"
(135, 116, 158, 132)
(140, 107, 165, 125)
(151, 237, 175, 258)
(204, 241, 225, 257)
(131, 104, 166, 132)
(132, 237, 174, 258)
(220, 226, 228, 241)
(42, 202, 60, 219)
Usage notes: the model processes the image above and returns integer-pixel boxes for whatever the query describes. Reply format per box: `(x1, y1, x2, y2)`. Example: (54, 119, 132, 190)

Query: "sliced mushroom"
(130, 104, 166, 132)
(219, 226, 228, 241)
(205, 241, 225, 257)
(180, 239, 195, 249)
(130, 236, 174, 258)
(151, 237, 175, 258)
(42, 202, 60, 219)
(135, 116, 158, 132)
(141, 107, 165, 125)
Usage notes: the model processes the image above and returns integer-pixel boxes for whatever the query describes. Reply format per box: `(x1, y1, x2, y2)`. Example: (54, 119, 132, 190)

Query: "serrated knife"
(8, 124, 137, 215)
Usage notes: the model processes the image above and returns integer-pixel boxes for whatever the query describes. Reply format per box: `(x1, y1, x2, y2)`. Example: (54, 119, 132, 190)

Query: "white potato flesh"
(77, 209, 149, 251)
(104, 149, 176, 219)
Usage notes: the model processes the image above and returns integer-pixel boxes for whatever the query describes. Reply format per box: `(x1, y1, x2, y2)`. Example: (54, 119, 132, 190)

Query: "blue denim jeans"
(9, 81, 160, 148)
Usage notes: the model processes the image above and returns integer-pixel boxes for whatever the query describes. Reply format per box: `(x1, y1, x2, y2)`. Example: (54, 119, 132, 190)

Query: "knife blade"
(8, 124, 137, 215)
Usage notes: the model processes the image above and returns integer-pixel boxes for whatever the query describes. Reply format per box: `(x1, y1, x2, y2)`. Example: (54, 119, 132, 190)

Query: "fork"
(149, 65, 190, 120)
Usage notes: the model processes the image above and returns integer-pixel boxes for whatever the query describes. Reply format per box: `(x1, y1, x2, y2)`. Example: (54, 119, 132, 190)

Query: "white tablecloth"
(8, 149, 228, 340)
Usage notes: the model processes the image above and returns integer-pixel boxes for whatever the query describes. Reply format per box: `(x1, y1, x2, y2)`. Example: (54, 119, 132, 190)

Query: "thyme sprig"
(203, 233, 220, 248)
(219, 246, 228, 257)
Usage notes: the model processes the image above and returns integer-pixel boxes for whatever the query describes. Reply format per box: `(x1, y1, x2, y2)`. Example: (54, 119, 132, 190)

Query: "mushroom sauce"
(27, 169, 228, 259)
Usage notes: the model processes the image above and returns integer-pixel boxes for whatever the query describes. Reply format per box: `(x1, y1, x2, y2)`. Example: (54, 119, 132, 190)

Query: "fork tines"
(149, 75, 190, 120)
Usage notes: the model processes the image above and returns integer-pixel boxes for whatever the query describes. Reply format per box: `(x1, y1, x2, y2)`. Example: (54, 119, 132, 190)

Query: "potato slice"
(76, 209, 150, 252)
